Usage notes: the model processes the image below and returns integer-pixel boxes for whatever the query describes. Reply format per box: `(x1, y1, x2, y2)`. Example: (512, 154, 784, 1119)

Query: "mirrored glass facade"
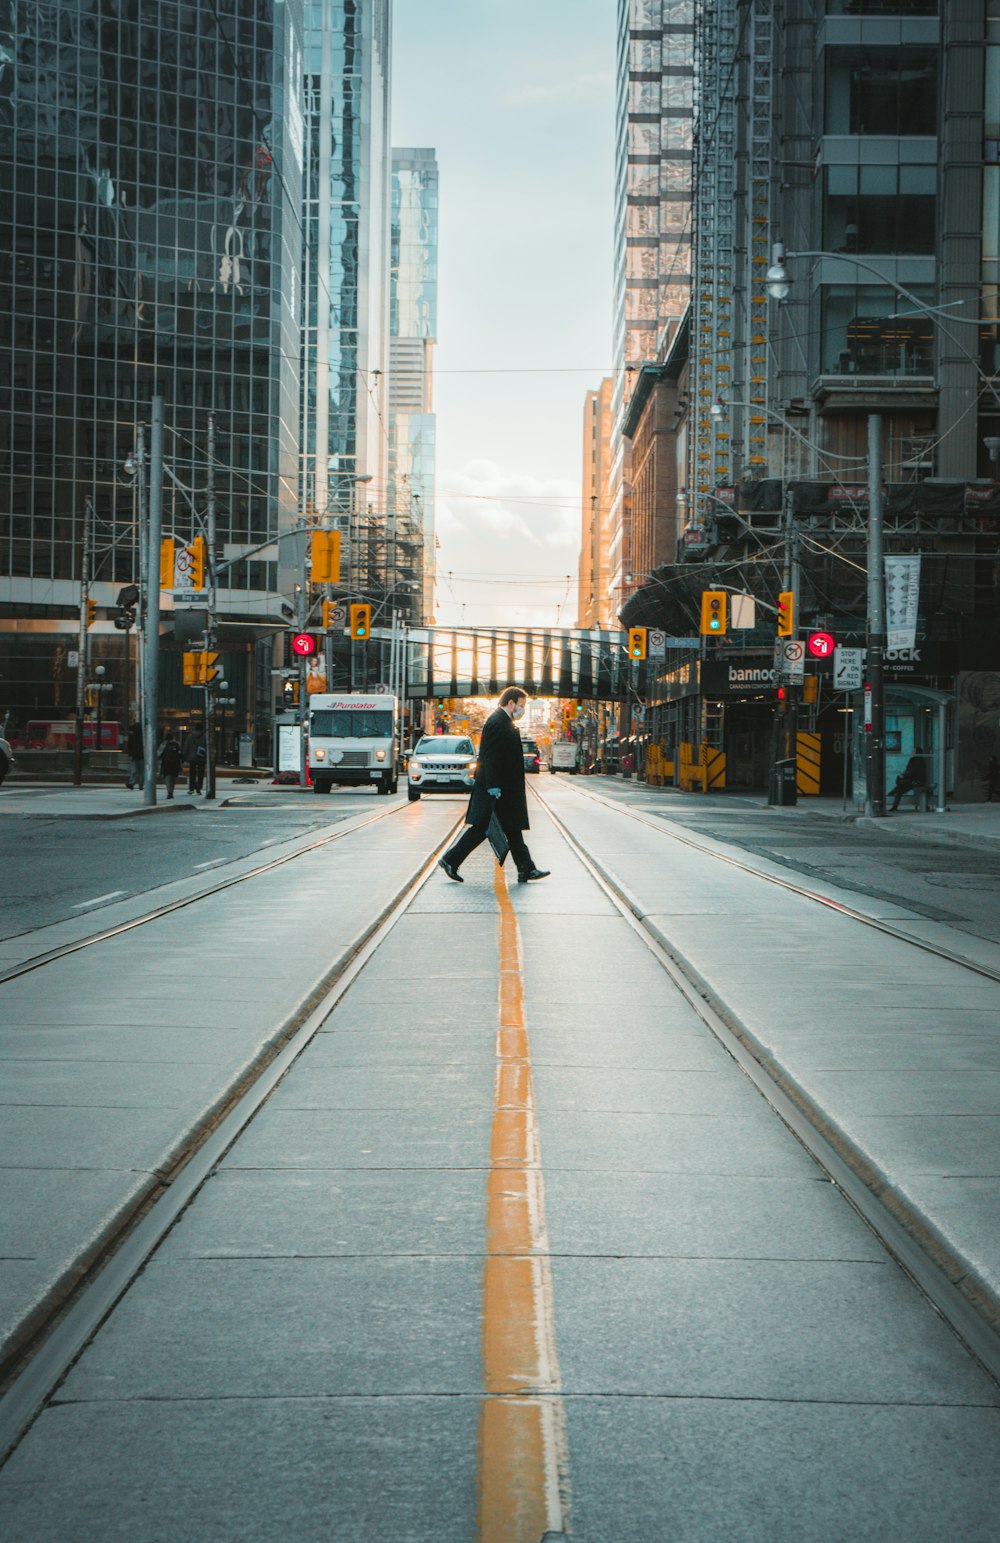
(0, 0, 304, 720)
(300, 0, 391, 534)
(389, 147, 438, 624)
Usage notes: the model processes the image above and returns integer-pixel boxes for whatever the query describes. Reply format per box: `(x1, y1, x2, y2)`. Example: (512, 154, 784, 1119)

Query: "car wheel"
(408, 788, 421, 802)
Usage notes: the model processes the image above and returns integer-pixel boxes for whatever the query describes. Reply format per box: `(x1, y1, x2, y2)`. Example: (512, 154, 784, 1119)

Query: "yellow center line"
(477, 861, 568, 1541)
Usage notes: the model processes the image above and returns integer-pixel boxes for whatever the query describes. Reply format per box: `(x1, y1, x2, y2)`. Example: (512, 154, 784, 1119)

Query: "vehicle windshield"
(310, 710, 393, 739)
(414, 737, 474, 756)
(523, 741, 539, 754)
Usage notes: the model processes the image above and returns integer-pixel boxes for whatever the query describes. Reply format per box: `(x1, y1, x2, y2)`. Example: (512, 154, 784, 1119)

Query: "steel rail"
(0, 800, 407, 987)
(0, 812, 465, 1464)
(560, 780, 1000, 986)
(535, 790, 1000, 1389)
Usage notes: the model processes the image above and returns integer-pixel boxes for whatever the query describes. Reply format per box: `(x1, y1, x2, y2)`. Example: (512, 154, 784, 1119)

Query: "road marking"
(478, 862, 568, 1542)
(71, 891, 127, 911)
(193, 858, 227, 871)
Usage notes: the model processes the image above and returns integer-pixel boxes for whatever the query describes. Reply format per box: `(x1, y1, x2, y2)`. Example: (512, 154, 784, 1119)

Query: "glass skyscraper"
(389, 146, 437, 624)
(300, 0, 392, 575)
(0, 0, 305, 736)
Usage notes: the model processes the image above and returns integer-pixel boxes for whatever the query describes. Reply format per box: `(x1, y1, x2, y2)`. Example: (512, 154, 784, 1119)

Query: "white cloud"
(433, 459, 581, 628)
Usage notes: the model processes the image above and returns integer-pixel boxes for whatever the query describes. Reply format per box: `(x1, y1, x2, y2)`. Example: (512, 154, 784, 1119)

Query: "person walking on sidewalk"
(0, 732, 13, 787)
(126, 720, 144, 789)
(438, 685, 550, 885)
(157, 728, 183, 799)
(183, 721, 207, 794)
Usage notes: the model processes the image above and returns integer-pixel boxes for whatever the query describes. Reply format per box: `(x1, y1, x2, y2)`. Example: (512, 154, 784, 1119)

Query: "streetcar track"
(0, 800, 408, 986)
(534, 787, 1000, 1389)
(559, 780, 1000, 985)
(0, 810, 465, 1463)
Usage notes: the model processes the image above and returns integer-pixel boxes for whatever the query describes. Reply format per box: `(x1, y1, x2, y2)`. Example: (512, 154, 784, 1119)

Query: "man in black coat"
(439, 686, 550, 884)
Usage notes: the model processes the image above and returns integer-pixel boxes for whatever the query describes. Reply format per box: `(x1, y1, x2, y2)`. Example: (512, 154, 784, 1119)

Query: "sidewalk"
(539, 778, 1000, 1359)
(588, 775, 1000, 851)
(0, 779, 304, 819)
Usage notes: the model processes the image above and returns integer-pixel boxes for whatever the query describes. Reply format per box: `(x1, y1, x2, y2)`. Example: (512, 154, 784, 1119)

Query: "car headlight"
(314, 748, 325, 760)
(467, 761, 477, 774)
(376, 748, 386, 761)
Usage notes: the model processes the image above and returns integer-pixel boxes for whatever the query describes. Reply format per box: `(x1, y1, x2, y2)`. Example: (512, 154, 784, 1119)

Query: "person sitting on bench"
(890, 747, 929, 812)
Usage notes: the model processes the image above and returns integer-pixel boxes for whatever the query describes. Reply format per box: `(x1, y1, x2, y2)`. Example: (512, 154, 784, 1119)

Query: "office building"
(608, 0, 695, 619)
(388, 147, 438, 625)
(578, 379, 614, 628)
(0, 0, 305, 747)
(300, 0, 393, 573)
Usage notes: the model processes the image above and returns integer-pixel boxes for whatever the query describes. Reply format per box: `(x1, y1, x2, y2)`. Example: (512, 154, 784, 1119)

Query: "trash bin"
(768, 757, 798, 807)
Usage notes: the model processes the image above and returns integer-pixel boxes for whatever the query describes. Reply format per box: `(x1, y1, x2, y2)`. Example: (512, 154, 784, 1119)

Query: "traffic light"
(322, 600, 334, 630)
(188, 536, 206, 591)
(349, 602, 371, 640)
(575, 700, 584, 714)
(700, 590, 727, 636)
(802, 674, 819, 704)
(562, 705, 572, 729)
(85, 597, 97, 629)
(311, 530, 341, 584)
(627, 627, 647, 661)
(182, 650, 220, 685)
(159, 538, 175, 589)
(777, 590, 795, 638)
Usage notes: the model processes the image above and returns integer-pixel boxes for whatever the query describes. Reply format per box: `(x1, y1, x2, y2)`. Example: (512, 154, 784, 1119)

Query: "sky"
(390, 0, 615, 629)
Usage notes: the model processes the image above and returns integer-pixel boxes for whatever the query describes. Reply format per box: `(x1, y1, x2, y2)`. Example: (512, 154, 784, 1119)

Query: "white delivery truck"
(549, 741, 580, 773)
(307, 693, 399, 795)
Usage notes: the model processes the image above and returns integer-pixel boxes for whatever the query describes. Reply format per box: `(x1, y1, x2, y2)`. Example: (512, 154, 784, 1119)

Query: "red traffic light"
(776, 685, 787, 701)
(291, 633, 317, 657)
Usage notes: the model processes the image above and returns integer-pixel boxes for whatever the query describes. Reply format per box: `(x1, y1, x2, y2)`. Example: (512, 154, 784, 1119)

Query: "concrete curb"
(565, 836, 1000, 1360)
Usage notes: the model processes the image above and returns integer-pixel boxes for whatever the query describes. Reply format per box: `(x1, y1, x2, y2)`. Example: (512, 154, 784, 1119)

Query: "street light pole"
(73, 495, 94, 787)
(143, 395, 164, 806)
(866, 413, 887, 817)
(205, 412, 217, 801)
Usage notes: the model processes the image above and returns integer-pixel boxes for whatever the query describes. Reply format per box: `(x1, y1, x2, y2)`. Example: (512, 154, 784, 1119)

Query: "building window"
(824, 164, 936, 254)
(825, 1, 937, 15)
(820, 286, 934, 376)
(825, 49, 937, 136)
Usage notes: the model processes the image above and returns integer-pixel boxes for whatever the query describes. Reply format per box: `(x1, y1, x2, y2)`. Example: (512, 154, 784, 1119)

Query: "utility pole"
(866, 413, 886, 817)
(205, 412, 217, 801)
(73, 495, 94, 786)
(143, 394, 164, 806)
(298, 540, 309, 789)
(135, 425, 148, 766)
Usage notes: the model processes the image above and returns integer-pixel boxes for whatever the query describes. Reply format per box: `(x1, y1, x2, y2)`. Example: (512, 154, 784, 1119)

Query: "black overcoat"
(465, 708, 529, 829)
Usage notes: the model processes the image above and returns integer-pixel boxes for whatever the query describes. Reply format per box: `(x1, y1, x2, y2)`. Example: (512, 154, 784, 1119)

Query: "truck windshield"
(310, 710, 393, 739)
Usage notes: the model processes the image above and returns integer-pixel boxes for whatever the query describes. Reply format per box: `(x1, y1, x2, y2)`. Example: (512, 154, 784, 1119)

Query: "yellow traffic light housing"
(159, 538, 175, 589)
(201, 650, 219, 683)
(627, 627, 647, 661)
(700, 590, 727, 636)
(311, 530, 341, 584)
(777, 590, 795, 638)
(349, 602, 371, 640)
(182, 651, 200, 685)
(188, 536, 206, 591)
(182, 650, 219, 685)
(85, 597, 97, 629)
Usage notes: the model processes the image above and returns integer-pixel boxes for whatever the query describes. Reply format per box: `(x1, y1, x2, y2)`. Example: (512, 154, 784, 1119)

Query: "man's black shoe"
(517, 868, 551, 883)
(438, 857, 464, 883)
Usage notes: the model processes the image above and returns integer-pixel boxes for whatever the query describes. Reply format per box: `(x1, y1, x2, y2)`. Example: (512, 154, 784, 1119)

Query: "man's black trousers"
(443, 814, 534, 877)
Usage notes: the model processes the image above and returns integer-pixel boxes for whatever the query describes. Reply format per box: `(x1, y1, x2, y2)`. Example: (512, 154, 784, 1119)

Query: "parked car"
(406, 735, 477, 802)
(522, 738, 542, 774)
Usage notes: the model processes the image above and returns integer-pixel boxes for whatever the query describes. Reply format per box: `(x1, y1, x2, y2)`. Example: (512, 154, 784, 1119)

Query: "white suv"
(407, 735, 477, 802)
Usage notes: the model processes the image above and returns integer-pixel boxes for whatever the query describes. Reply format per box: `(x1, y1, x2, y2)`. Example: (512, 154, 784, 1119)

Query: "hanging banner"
(884, 555, 921, 652)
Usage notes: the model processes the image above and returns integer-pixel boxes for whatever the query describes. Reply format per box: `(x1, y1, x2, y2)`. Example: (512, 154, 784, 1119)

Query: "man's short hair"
(499, 686, 526, 708)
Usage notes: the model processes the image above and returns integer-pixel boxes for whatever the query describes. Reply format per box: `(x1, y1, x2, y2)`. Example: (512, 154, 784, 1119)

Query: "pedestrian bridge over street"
(373, 625, 635, 701)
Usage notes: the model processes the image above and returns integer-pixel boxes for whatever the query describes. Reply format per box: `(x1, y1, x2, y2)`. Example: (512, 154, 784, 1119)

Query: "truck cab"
(307, 694, 399, 795)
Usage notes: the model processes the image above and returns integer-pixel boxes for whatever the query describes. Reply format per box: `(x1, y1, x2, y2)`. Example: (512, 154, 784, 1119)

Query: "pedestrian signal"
(311, 530, 341, 584)
(349, 603, 371, 640)
(85, 597, 97, 629)
(628, 627, 647, 660)
(188, 536, 206, 591)
(700, 591, 727, 636)
(159, 538, 175, 589)
(777, 590, 795, 638)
